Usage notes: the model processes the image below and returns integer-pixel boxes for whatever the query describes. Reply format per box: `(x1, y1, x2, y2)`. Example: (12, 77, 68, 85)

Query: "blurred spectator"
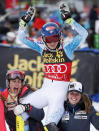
(24, 2, 29, 11)
(80, 12, 90, 30)
(0, 21, 12, 35)
(62, 23, 88, 49)
(62, 24, 73, 45)
(79, 12, 90, 48)
(70, 5, 81, 23)
(2, 31, 16, 45)
(31, 9, 46, 38)
(0, 2, 6, 15)
(49, 10, 61, 26)
(88, 5, 98, 48)
(89, 5, 98, 32)
(0, 20, 15, 43)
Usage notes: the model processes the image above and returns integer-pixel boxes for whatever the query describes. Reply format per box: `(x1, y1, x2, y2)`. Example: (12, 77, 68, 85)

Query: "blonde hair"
(81, 93, 92, 113)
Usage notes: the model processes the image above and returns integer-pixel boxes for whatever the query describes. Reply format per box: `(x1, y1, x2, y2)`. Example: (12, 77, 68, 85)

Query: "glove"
(19, 6, 36, 27)
(59, 3, 71, 21)
(14, 104, 30, 115)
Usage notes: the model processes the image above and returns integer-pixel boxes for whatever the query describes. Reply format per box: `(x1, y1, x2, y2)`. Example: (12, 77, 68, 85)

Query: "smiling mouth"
(71, 99, 77, 102)
(72, 99, 76, 101)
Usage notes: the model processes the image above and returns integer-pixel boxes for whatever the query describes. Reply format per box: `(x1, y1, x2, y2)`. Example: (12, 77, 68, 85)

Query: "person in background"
(58, 81, 99, 131)
(62, 24, 73, 45)
(2, 31, 16, 45)
(89, 4, 98, 33)
(70, 5, 81, 23)
(1, 69, 44, 131)
(89, 4, 98, 48)
(27, 8, 46, 39)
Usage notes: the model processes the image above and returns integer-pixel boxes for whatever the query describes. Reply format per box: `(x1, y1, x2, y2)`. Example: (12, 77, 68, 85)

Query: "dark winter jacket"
(58, 100, 99, 131)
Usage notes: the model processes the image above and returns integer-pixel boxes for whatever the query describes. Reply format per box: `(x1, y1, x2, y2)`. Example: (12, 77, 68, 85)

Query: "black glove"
(23, 104, 31, 112)
(59, 3, 71, 21)
(19, 6, 36, 27)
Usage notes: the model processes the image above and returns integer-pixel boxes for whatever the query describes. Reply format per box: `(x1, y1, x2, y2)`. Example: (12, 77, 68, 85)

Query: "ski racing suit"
(17, 20, 88, 125)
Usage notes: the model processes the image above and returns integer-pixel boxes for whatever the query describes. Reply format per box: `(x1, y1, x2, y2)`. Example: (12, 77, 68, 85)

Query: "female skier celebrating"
(14, 3, 88, 131)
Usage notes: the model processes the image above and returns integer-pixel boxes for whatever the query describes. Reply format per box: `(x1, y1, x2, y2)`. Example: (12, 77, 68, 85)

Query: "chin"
(50, 47, 56, 50)
(72, 102, 77, 105)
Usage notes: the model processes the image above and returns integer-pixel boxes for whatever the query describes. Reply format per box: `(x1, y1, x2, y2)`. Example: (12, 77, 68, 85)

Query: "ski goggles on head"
(8, 71, 24, 80)
(44, 34, 60, 43)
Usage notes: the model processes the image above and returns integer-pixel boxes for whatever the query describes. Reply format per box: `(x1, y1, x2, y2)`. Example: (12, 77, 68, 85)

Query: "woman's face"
(9, 78, 22, 94)
(68, 91, 81, 105)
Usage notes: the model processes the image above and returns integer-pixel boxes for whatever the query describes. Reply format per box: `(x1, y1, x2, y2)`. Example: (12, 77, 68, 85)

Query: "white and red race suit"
(17, 20, 88, 125)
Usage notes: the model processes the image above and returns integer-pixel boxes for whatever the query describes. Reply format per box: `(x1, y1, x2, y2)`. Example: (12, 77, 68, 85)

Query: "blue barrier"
(89, 94, 99, 102)
(0, 43, 27, 49)
(0, 43, 99, 53)
(76, 47, 99, 53)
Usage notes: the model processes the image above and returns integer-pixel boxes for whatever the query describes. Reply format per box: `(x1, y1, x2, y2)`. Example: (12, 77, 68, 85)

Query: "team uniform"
(17, 19, 88, 125)
(58, 100, 99, 131)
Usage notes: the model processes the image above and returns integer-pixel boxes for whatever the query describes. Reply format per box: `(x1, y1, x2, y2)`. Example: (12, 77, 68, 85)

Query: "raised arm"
(59, 3, 88, 60)
(17, 6, 43, 55)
